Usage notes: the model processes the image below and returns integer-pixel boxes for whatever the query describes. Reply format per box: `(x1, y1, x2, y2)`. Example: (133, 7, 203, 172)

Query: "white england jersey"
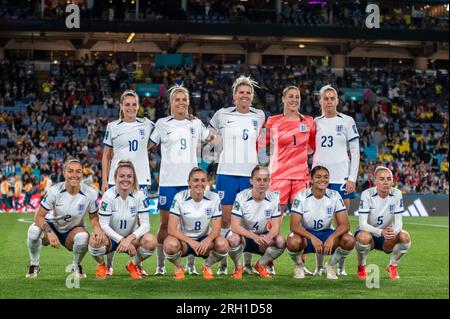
(103, 118, 155, 186)
(41, 182, 99, 233)
(291, 188, 347, 231)
(356, 187, 404, 233)
(99, 187, 151, 243)
(169, 190, 222, 239)
(313, 113, 359, 184)
(150, 116, 209, 186)
(210, 107, 265, 177)
(231, 189, 281, 235)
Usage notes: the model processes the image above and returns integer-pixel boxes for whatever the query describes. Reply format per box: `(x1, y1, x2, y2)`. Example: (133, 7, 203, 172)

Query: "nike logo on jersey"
(56, 204, 64, 207)
(167, 131, 173, 135)
(227, 120, 234, 124)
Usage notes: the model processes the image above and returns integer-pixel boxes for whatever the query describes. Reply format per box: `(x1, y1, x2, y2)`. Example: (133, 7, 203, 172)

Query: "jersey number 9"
(180, 138, 187, 150)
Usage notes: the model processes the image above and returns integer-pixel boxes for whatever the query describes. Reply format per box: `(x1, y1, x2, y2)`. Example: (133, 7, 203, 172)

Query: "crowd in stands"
(0, 54, 448, 211)
(0, 0, 448, 30)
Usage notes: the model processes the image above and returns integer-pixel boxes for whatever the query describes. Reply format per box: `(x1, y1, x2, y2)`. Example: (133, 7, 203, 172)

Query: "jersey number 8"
(194, 221, 201, 230)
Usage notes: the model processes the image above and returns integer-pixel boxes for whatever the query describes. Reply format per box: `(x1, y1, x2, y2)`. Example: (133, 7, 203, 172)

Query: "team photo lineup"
(0, 0, 448, 300)
(23, 78, 413, 281)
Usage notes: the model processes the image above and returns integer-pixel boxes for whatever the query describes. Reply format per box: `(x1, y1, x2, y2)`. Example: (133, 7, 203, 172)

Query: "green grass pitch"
(0, 213, 448, 299)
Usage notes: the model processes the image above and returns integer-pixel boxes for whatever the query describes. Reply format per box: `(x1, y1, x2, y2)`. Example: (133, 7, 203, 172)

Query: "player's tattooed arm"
(41, 223, 52, 233)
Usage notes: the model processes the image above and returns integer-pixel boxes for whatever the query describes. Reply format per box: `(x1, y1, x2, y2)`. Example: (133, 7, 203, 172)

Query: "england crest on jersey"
(264, 209, 272, 219)
(190, 127, 195, 136)
(300, 124, 307, 132)
(206, 208, 213, 217)
(327, 207, 333, 215)
(139, 128, 145, 139)
(130, 206, 137, 215)
(389, 204, 395, 213)
(336, 125, 343, 134)
(252, 119, 258, 130)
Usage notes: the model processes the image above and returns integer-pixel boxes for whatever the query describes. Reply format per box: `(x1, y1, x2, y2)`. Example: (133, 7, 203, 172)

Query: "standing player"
(101, 89, 155, 276)
(25, 158, 105, 278)
(227, 165, 285, 279)
(151, 84, 210, 276)
(88, 160, 157, 279)
(1, 176, 11, 212)
(355, 166, 411, 280)
(13, 175, 23, 211)
(287, 166, 355, 280)
(209, 75, 266, 275)
(163, 168, 229, 279)
(312, 84, 360, 276)
(259, 85, 316, 275)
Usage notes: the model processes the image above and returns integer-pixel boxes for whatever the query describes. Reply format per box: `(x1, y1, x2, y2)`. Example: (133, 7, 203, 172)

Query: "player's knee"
(73, 232, 89, 245)
(341, 233, 356, 250)
(214, 237, 229, 254)
(356, 231, 372, 245)
(274, 235, 286, 249)
(286, 234, 301, 251)
(141, 234, 157, 251)
(163, 237, 180, 254)
(398, 231, 410, 243)
(227, 234, 241, 248)
(27, 224, 42, 241)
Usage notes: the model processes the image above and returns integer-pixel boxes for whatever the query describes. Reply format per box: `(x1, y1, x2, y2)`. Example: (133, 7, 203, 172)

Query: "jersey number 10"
(128, 140, 138, 151)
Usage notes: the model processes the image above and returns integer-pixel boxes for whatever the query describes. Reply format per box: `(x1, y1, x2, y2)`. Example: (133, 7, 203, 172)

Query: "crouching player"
(355, 166, 411, 280)
(163, 167, 229, 280)
(287, 166, 355, 279)
(227, 165, 286, 279)
(26, 158, 105, 278)
(88, 160, 157, 279)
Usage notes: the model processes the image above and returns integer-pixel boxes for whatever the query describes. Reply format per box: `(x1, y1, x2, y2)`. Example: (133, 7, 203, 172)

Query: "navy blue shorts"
(108, 239, 119, 252)
(45, 220, 80, 251)
(354, 230, 389, 253)
(215, 174, 251, 205)
(243, 236, 265, 255)
(304, 229, 336, 254)
(183, 235, 209, 258)
(329, 183, 355, 200)
(158, 186, 188, 211)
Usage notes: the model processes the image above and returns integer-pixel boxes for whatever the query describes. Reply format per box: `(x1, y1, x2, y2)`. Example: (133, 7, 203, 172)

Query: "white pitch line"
(404, 222, 449, 228)
(17, 218, 34, 224)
